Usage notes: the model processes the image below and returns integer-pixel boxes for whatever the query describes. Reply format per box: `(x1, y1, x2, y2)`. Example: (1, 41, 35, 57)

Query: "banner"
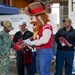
(0, 14, 58, 34)
(0, 14, 33, 34)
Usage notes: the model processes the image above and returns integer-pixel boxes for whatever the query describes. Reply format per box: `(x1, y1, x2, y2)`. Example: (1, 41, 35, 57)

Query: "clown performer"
(24, 2, 54, 75)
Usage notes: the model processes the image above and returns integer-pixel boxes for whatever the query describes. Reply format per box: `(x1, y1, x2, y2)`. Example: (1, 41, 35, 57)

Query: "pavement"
(9, 51, 56, 75)
(9, 57, 58, 75)
(9, 58, 17, 75)
(9, 54, 75, 75)
(9, 58, 56, 75)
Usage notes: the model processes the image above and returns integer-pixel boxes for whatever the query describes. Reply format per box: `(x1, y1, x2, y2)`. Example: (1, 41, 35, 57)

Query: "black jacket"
(13, 29, 33, 43)
(55, 26, 75, 51)
(13, 30, 33, 64)
(13, 29, 33, 51)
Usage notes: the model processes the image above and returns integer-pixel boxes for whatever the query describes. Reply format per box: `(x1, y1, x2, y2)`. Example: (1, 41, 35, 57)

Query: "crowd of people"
(0, 2, 75, 75)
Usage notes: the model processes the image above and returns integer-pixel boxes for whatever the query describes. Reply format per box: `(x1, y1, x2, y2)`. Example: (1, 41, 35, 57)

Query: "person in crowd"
(24, 2, 53, 75)
(0, 20, 14, 75)
(13, 20, 34, 75)
(55, 18, 75, 75)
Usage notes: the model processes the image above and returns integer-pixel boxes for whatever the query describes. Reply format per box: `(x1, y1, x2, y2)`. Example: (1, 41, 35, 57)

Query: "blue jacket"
(55, 26, 75, 51)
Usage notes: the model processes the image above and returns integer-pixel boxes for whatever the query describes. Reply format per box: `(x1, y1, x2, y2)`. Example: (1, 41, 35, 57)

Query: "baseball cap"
(2, 20, 14, 31)
(65, 18, 71, 22)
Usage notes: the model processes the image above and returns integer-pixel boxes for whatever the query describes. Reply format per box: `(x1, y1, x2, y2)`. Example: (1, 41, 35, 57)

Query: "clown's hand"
(23, 39, 35, 46)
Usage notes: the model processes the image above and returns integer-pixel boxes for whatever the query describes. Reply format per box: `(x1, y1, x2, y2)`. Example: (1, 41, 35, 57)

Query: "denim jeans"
(24, 67, 28, 75)
(36, 48, 53, 75)
(32, 52, 37, 73)
(55, 50, 74, 75)
(24, 63, 34, 75)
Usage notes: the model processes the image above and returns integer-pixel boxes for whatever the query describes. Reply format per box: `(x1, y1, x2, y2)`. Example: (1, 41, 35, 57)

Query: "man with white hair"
(13, 20, 34, 75)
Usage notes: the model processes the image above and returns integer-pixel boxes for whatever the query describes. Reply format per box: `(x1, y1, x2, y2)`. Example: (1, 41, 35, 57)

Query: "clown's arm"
(23, 29, 51, 46)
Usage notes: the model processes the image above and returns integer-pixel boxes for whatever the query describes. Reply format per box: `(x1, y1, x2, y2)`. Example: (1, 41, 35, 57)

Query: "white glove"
(23, 39, 30, 44)
(23, 39, 35, 46)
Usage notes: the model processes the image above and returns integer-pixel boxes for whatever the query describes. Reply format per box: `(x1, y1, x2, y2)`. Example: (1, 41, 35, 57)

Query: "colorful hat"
(25, 2, 47, 16)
